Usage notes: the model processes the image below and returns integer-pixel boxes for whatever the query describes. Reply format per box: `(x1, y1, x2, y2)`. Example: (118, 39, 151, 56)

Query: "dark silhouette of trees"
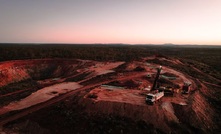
(0, 44, 220, 73)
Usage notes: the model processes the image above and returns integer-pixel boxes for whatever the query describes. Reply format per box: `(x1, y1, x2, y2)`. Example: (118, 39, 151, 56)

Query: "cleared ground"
(0, 57, 220, 133)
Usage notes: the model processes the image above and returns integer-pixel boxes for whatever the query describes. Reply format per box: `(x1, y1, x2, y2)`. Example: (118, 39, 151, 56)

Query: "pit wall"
(0, 59, 80, 87)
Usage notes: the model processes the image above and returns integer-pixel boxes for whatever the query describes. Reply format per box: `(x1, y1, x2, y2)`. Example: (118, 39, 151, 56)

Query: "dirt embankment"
(0, 59, 82, 87)
(172, 91, 217, 133)
(80, 97, 172, 132)
(80, 89, 218, 133)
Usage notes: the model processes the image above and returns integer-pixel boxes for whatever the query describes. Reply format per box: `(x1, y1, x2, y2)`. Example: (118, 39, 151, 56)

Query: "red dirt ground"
(0, 57, 220, 133)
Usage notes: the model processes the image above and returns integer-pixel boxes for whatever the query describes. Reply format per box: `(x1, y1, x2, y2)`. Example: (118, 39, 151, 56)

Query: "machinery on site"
(151, 66, 162, 90)
(146, 66, 164, 104)
(158, 86, 174, 96)
(151, 65, 175, 96)
(182, 82, 192, 94)
(146, 91, 164, 104)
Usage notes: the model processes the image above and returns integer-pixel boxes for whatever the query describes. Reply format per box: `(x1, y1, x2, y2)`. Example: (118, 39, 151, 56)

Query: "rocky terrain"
(0, 56, 220, 134)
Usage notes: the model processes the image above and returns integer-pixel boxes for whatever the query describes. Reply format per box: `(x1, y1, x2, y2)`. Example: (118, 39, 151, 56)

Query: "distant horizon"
(0, 42, 221, 46)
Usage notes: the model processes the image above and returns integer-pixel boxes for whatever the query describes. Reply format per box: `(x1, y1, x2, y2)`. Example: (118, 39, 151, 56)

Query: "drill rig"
(146, 66, 164, 104)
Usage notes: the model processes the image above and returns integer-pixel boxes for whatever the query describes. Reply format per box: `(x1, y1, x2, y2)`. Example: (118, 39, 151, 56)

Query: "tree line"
(0, 44, 220, 72)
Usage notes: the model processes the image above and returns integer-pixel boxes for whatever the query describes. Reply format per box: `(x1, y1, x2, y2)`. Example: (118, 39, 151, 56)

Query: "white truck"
(146, 91, 164, 104)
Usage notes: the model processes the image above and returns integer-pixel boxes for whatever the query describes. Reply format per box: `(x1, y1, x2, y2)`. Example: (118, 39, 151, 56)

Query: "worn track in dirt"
(0, 72, 147, 126)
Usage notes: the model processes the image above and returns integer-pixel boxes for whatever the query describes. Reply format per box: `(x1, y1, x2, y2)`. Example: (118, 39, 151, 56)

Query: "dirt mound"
(108, 79, 143, 89)
(123, 80, 140, 88)
(133, 66, 146, 72)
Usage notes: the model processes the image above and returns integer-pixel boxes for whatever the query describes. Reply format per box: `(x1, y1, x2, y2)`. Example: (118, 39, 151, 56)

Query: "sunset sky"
(0, 0, 220, 45)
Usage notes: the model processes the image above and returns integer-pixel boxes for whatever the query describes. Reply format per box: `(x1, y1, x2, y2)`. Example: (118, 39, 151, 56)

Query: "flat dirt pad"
(89, 62, 125, 75)
(0, 82, 82, 115)
(86, 87, 147, 106)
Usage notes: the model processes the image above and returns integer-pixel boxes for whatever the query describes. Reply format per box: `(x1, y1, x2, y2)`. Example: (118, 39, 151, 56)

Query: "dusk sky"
(0, 0, 221, 45)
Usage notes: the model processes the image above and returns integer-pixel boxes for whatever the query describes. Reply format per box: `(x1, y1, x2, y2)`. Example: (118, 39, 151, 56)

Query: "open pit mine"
(0, 56, 220, 134)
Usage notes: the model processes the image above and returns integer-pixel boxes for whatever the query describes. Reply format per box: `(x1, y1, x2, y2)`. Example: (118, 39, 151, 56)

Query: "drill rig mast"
(151, 66, 162, 90)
